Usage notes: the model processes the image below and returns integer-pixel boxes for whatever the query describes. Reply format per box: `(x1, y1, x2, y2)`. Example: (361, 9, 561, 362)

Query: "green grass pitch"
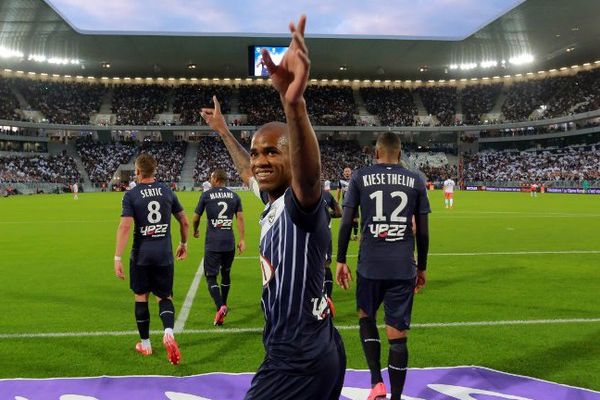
(0, 190, 598, 390)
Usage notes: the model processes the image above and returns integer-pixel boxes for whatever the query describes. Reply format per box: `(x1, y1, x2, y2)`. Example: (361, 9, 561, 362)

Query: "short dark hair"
(135, 153, 157, 178)
(253, 122, 289, 147)
(376, 131, 401, 153)
(212, 168, 228, 183)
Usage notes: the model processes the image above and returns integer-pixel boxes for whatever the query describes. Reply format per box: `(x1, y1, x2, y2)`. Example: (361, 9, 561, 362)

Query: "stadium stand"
(359, 87, 417, 126)
(304, 86, 357, 126)
(112, 84, 170, 125)
(319, 140, 371, 181)
(461, 83, 503, 124)
(1, 72, 600, 127)
(0, 152, 80, 184)
(239, 85, 284, 126)
(415, 86, 458, 126)
(138, 141, 187, 183)
(0, 77, 21, 121)
(13, 80, 106, 125)
(172, 85, 233, 125)
(463, 142, 600, 182)
(193, 136, 241, 184)
(76, 139, 137, 185)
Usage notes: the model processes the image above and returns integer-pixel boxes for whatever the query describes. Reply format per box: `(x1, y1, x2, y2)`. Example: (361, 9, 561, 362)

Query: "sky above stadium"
(47, 0, 524, 39)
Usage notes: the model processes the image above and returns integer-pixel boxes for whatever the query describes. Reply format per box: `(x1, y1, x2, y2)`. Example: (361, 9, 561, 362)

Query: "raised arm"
(262, 15, 321, 209)
(200, 97, 252, 185)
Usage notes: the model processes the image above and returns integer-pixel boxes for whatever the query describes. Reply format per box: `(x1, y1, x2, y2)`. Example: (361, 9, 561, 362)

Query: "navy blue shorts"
(130, 262, 173, 299)
(244, 329, 346, 400)
(356, 273, 415, 331)
(204, 250, 235, 277)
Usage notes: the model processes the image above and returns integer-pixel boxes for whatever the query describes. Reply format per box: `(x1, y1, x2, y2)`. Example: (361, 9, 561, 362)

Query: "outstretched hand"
(200, 96, 227, 132)
(261, 15, 310, 106)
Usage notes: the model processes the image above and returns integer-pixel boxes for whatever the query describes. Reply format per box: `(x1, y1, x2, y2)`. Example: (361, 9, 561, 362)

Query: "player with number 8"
(113, 153, 189, 365)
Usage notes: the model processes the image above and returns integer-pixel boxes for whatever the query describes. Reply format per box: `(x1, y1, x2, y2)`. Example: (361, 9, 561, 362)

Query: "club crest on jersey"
(267, 208, 277, 224)
(259, 254, 274, 287)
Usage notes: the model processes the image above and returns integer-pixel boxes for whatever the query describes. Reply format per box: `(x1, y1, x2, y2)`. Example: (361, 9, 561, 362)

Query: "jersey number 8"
(147, 201, 162, 223)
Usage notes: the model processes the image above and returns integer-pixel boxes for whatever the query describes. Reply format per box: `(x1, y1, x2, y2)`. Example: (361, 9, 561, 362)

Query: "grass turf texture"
(0, 190, 598, 390)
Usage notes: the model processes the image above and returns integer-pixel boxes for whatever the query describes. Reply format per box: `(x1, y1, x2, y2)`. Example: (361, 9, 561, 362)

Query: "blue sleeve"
(121, 192, 134, 217)
(195, 194, 206, 216)
(343, 172, 360, 209)
(172, 192, 183, 215)
(416, 177, 432, 214)
(284, 188, 326, 232)
(329, 192, 339, 209)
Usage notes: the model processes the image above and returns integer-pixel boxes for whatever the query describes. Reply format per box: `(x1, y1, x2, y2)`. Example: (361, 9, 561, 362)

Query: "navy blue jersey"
(323, 190, 339, 261)
(258, 188, 336, 367)
(344, 164, 431, 280)
(121, 182, 183, 266)
(323, 191, 339, 218)
(195, 187, 242, 252)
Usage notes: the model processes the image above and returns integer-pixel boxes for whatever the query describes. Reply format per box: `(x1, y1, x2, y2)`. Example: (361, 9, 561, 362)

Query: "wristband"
(179, 242, 187, 247)
(114, 256, 122, 261)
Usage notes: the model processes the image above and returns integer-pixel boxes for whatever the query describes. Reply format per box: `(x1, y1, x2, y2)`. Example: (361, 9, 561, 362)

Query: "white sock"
(450, 199, 454, 207)
(141, 338, 151, 348)
(164, 328, 174, 337)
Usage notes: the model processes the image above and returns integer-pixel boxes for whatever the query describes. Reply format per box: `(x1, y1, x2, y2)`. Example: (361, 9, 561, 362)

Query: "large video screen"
(250, 46, 288, 77)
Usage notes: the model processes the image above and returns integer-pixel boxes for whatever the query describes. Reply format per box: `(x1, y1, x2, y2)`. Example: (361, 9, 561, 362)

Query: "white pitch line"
(235, 250, 600, 260)
(1, 318, 599, 339)
(2, 211, 600, 224)
(0, 219, 116, 224)
(173, 258, 204, 333)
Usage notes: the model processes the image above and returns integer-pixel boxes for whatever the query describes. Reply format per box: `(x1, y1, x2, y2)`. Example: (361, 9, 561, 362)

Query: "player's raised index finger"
(212, 96, 221, 111)
(297, 15, 306, 37)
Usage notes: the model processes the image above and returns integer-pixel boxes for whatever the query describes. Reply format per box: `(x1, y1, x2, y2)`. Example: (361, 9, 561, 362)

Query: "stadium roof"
(46, 0, 525, 40)
(0, 0, 599, 80)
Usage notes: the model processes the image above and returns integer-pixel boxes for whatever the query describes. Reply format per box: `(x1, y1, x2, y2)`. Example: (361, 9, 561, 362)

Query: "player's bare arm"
(192, 213, 201, 238)
(414, 213, 429, 293)
(200, 96, 253, 185)
(174, 211, 189, 260)
(262, 15, 320, 209)
(332, 202, 342, 218)
(236, 211, 246, 254)
(335, 205, 356, 289)
(114, 216, 133, 279)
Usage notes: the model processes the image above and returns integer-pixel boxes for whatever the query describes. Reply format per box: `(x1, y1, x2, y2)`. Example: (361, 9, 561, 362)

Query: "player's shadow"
(490, 329, 600, 390)
(425, 264, 524, 292)
(184, 332, 259, 368)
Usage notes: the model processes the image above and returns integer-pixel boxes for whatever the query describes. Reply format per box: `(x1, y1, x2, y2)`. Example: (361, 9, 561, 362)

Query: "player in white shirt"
(72, 183, 78, 200)
(202, 181, 212, 192)
(443, 178, 455, 209)
(324, 179, 331, 192)
(530, 183, 538, 197)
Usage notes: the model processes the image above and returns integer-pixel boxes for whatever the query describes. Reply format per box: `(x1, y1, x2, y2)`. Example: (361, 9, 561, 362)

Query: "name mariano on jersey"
(195, 187, 242, 251)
